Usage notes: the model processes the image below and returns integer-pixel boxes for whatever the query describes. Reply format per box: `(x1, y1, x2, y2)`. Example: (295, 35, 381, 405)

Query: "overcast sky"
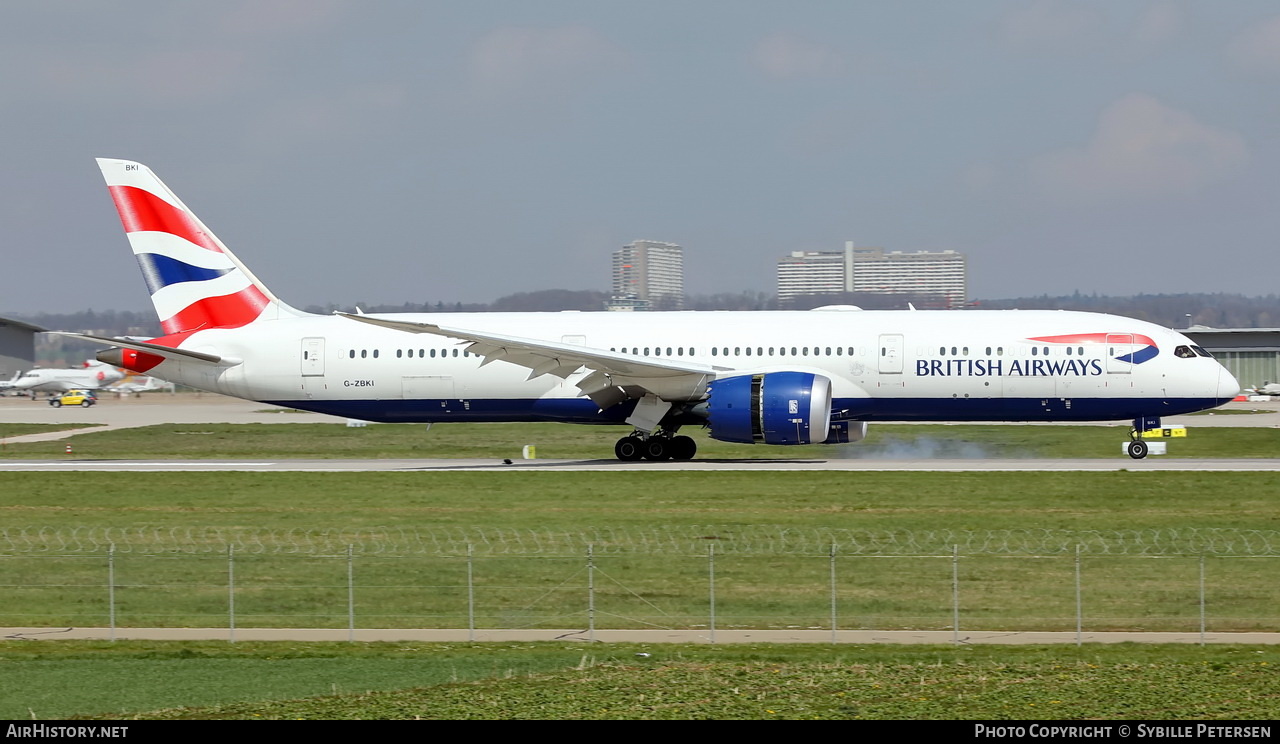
(3, 1, 1279, 314)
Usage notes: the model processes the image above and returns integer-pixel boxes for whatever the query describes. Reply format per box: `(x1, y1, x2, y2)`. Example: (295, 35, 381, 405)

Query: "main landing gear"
(614, 431, 697, 461)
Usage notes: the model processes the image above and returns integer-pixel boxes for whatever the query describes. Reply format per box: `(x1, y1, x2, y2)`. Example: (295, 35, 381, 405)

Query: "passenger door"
(878, 334, 904, 374)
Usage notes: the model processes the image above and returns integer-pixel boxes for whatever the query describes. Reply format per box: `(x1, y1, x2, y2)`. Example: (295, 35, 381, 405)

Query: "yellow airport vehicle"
(1140, 426, 1187, 439)
(50, 389, 97, 408)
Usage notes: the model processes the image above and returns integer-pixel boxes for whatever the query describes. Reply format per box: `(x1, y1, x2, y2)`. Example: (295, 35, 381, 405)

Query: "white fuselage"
(134, 309, 1237, 426)
(9, 364, 124, 393)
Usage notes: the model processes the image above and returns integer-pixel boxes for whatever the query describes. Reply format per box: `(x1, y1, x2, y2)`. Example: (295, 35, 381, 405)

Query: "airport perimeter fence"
(2, 526, 1279, 638)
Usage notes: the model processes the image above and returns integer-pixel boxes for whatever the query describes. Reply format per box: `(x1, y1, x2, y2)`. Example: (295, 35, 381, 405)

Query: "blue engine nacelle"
(706, 372, 833, 445)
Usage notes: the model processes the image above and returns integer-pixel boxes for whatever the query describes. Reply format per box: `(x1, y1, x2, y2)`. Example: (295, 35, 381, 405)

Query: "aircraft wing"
(338, 313, 726, 406)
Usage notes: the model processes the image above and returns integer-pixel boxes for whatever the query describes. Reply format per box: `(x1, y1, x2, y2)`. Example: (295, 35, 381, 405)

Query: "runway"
(3, 457, 1280, 472)
(2, 392, 1278, 472)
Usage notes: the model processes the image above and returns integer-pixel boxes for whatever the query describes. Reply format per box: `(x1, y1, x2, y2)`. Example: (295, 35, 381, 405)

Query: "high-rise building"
(776, 250, 852, 304)
(776, 241, 967, 308)
(608, 240, 684, 311)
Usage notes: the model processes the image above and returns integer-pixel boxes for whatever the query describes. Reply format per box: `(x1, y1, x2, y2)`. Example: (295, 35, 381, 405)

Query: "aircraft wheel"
(669, 435, 697, 460)
(614, 436, 644, 461)
(1127, 439, 1149, 460)
(641, 437, 671, 461)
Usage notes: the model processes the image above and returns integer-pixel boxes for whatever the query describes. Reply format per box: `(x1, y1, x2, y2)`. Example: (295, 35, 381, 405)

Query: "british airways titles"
(916, 357, 1105, 378)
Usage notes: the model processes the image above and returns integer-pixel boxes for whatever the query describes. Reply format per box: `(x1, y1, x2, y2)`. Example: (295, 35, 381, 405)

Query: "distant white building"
(776, 250, 852, 303)
(777, 242, 967, 308)
(608, 240, 684, 311)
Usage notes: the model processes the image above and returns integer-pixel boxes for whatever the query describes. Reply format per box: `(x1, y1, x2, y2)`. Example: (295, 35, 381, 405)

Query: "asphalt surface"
(4, 457, 1280, 472)
(3, 392, 1279, 473)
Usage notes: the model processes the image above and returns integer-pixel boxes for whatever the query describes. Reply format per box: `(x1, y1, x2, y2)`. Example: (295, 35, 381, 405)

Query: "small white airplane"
(107, 375, 174, 395)
(58, 159, 1240, 460)
(5, 360, 125, 394)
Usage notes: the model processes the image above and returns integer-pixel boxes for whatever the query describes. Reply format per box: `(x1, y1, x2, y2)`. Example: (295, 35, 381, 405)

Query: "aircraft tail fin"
(96, 158, 309, 335)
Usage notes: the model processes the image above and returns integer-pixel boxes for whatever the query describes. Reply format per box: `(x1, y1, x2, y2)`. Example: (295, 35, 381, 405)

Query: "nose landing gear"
(1127, 416, 1155, 459)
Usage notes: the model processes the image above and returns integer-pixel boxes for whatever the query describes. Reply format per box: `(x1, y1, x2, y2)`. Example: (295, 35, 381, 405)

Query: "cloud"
(215, 0, 346, 37)
(1227, 14, 1280, 74)
(1030, 94, 1247, 201)
(468, 25, 627, 102)
(243, 82, 409, 153)
(35, 48, 253, 106)
(1130, 2, 1183, 56)
(751, 33, 847, 80)
(998, 0, 1106, 54)
(7, 2, 348, 110)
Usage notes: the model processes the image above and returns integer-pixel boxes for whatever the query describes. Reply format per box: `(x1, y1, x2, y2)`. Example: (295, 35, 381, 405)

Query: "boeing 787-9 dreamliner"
(57, 159, 1239, 461)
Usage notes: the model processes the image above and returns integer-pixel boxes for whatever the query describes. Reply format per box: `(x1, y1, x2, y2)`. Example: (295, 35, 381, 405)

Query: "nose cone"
(1217, 365, 1241, 403)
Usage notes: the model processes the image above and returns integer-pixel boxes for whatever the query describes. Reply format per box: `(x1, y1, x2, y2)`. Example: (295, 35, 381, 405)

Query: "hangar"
(0, 316, 43, 382)
(1185, 327, 1280, 393)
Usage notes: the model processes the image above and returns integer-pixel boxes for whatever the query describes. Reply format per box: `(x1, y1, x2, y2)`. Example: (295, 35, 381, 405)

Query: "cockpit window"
(1192, 345, 1215, 358)
(1174, 345, 1197, 359)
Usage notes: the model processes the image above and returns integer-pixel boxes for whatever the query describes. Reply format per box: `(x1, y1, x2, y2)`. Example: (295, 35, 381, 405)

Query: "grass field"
(2, 422, 1279, 719)
(6, 468, 1280, 633)
(3, 641, 1277, 720)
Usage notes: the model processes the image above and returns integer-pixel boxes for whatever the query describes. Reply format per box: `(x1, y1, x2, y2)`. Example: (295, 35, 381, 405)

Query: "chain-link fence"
(2, 527, 1277, 638)
(5, 525, 1280, 556)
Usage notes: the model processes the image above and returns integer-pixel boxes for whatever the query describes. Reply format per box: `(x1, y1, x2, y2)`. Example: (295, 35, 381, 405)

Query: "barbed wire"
(2, 526, 1279, 556)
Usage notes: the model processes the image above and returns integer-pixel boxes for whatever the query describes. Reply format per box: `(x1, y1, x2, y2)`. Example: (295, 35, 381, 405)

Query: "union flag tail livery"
(96, 159, 305, 334)
(61, 159, 1240, 461)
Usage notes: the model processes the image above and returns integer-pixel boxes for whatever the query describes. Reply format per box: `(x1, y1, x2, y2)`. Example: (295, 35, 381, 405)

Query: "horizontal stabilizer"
(47, 332, 239, 366)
